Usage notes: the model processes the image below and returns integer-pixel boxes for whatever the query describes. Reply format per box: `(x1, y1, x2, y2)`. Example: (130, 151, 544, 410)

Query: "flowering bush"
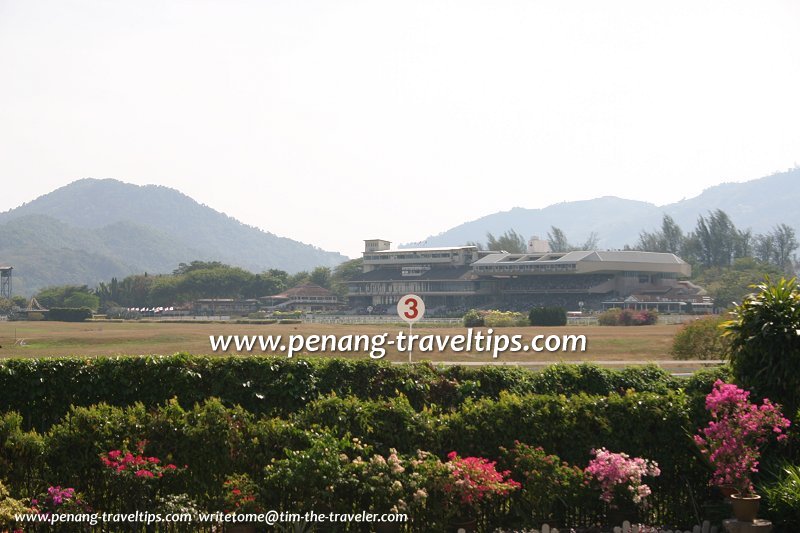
(30, 486, 89, 516)
(584, 448, 660, 509)
(598, 308, 658, 326)
(348, 448, 411, 514)
(223, 473, 261, 514)
(502, 442, 589, 523)
(100, 440, 182, 512)
(101, 440, 179, 479)
(262, 432, 369, 512)
(435, 451, 520, 519)
(693, 379, 790, 495)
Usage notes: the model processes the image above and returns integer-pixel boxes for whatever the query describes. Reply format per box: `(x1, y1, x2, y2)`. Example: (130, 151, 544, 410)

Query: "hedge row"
(0, 389, 712, 528)
(0, 355, 730, 430)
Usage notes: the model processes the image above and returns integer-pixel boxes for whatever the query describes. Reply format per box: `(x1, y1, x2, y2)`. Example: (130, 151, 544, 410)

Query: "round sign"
(397, 294, 425, 324)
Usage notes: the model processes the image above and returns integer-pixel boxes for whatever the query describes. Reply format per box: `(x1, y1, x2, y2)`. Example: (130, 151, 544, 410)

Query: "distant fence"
(304, 315, 463, 325)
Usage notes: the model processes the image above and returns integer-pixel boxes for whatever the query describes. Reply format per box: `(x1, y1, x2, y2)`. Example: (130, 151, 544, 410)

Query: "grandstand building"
(347, 240, 708, 313)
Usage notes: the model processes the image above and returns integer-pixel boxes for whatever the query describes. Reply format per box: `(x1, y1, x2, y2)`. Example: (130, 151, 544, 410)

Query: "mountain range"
(0, 179, 347, 295)
(406, 167, 800, 250)
(3, 168, 799, 295)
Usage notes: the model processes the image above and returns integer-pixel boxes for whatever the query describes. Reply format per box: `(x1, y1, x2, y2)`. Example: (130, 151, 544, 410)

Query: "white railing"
(303, 315, 463, 325)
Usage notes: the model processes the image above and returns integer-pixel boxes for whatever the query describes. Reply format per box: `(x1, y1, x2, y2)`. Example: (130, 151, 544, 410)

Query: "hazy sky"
(2, 1, 799, 258)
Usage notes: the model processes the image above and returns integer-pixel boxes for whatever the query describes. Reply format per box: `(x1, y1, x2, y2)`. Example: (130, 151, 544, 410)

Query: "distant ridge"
(0, 179, 347, 295)
(406, 168, 800, 249)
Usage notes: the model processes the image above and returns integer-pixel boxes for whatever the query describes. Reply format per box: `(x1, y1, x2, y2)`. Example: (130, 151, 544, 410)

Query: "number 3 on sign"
(398, 294, 425, 323)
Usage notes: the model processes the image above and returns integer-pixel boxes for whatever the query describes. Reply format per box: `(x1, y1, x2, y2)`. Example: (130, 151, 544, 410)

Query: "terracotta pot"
(718, 485, 739, 498)
(730, 493, 761, 522)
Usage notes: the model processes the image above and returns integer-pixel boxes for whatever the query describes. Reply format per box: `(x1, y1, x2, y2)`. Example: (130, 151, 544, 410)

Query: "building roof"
(271, 282, 337, 299)
(471, 249, 691, 277)
(472, 250, 687, 265)
(349, 266, 474, 282)
(371, 245, 478, 254)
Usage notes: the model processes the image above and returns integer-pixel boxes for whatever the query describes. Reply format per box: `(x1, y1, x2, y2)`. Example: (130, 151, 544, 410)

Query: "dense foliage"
(528, 307, 567, 326)
(46, 307, 93, 322)
(5, 354, 799, 530)
(724, 277, 800, 415)
(597, 308, 658, 326)
(0, 385, 711, 529)
(671, 315, 729, 360)
(0, 356, 725, 432)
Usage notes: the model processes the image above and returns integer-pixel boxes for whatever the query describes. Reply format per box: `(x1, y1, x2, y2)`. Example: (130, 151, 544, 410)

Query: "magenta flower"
(694, 380, 790, 494)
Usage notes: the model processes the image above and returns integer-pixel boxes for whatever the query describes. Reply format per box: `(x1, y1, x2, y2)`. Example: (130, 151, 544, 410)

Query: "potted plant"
(584, 448, 660, 526)
(694, 380, 791, 521)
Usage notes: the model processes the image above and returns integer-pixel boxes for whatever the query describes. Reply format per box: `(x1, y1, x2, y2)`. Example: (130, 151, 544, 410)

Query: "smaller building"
(0, 266, 12, 300)
(194, 298, 260, 316)
(261, 283, 340, 312)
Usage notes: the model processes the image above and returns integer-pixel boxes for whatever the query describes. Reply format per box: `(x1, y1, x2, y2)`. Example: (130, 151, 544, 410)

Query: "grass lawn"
(0, 320, 698, 367)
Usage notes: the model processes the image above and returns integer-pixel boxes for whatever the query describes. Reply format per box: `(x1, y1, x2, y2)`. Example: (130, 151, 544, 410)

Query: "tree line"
(27, 259, 363, 312)
(632, 211, 797, 274)
(469, 228, 599, 254)
(14, 209, 799, 314)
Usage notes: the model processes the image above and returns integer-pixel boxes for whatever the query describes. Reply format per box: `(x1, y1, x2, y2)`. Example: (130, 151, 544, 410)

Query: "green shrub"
(0, 383, 720, 528)
(294, 394, 436, 455)
(0, 481, 29, 530)
(47, 307, 93, 322)
(0, 356, 719, 432)
(724, 277, 800, 414)
(261, 429, 364, 512)
(529, 307, 568, 326)
(0, 411, 44, 496)
(462, 309, 484, 327)
(761, 463, 800, 529)
(484, 310, 528, 327)
(671, 315, 729, 360)
(598, 308, 622, 326)
(501, 441, 594, 525)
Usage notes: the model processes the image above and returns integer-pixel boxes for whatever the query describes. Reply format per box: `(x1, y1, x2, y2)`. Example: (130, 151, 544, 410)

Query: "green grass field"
(0, 320, 706, 368)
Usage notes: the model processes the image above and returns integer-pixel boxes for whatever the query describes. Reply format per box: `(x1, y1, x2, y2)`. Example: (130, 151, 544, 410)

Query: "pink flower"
(585, 448, 659, 508)
(695, 380, 790, 494)
(135, 470, 155, 478)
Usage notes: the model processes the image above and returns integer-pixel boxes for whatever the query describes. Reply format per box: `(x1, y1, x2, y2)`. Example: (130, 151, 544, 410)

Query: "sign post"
(397, 294, 425, 364)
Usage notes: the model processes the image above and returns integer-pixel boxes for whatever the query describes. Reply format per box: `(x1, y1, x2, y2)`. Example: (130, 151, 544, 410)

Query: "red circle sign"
(397, 294, 425, 324)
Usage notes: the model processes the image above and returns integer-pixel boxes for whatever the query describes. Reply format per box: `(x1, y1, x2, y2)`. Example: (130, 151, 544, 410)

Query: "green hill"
(0, 180, 347, 295)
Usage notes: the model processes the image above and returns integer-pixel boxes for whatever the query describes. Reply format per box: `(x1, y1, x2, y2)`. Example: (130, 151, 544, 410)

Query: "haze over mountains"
(406, 167, 800, 250)
(0, 179, 347, 295)
(2, 168, 799, 295)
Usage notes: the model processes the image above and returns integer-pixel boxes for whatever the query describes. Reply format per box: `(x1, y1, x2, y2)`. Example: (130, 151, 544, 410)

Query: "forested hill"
(0, 179, 347, 295)
(408, 167, 800, 249)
